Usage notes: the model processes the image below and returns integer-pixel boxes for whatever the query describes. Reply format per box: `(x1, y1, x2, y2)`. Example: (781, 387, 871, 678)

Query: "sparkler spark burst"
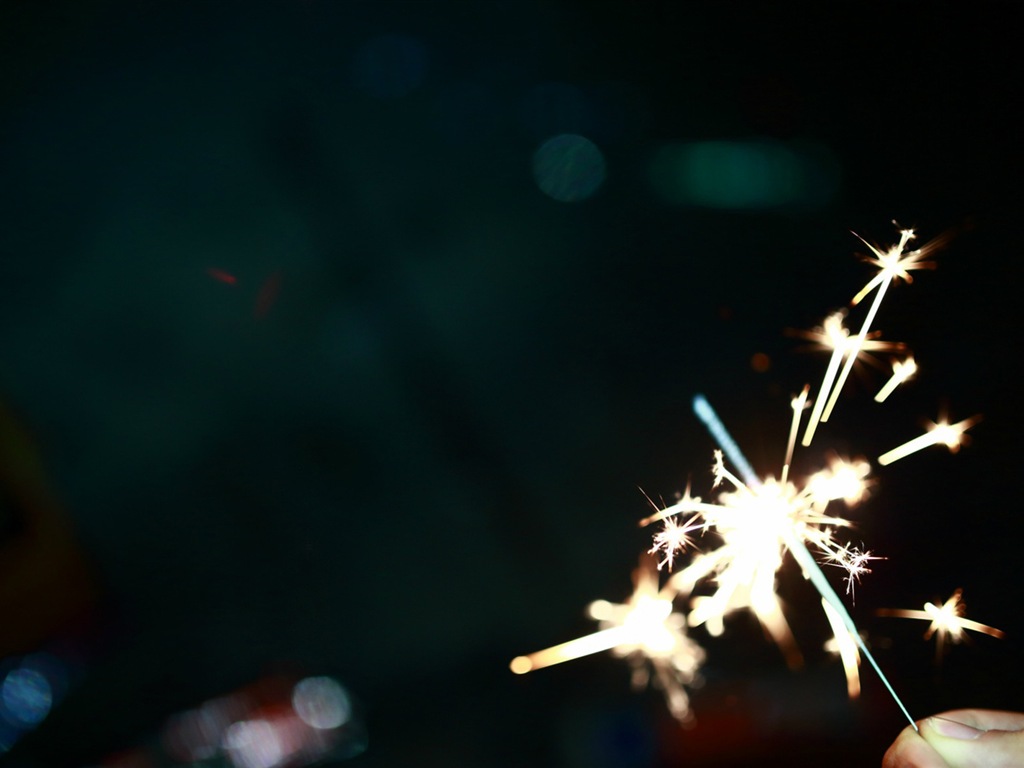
(878, 589, 1006, 661)
(645, 401, 877, 684)
(512, 225, 997, 728)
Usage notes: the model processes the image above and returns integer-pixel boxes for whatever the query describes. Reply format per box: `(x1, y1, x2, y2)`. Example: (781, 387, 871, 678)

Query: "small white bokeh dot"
(292, 676, 351, 731)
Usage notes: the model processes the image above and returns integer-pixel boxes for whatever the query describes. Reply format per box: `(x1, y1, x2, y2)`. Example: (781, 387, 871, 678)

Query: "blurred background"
(0, 2, 1021, 766)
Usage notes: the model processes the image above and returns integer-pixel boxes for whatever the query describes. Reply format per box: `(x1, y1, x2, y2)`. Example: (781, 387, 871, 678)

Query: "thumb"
(920, 713, 1024, 768)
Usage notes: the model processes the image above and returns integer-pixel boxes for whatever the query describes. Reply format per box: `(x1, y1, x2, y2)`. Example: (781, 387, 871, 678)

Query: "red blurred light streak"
(207, 268, 238, 285)
(255, 271, 282, 318)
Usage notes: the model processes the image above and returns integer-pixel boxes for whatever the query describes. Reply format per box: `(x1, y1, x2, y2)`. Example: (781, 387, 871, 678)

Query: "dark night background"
(0, 2, 1021, 766)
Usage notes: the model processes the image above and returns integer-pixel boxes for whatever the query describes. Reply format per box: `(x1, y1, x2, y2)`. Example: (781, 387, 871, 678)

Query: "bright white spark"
(510, 557, 705, 722)
(877, 415, 979, 466)
(850, 228, 938, 306)
(649, 513, 703, 570)
(805, 454, 872, 507)
(878, 589, 1005, 661)
(822, 542, 881, 599)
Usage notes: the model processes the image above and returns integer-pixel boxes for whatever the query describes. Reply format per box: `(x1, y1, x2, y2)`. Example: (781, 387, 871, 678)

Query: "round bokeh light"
(532, 134, 606, 202)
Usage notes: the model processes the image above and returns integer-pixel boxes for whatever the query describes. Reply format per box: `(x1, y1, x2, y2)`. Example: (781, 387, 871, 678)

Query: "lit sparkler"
(877, 589, 1005, 661)
(643, 399, 876, 623)
(513, 225, 984, 731)
(510, 556, 705, 722)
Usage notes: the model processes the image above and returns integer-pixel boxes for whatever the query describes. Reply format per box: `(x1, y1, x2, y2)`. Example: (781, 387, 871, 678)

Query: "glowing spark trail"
(510, 557, 705, 721)
(799, 312, 903, 446)
(877, 415, 978, 466)
(875, 356, 917, 403)
(207, 267, 238, 285)
(782, 386, 808, 486)
(878, 589, 1005, 661)
(819, 228, 940, 428)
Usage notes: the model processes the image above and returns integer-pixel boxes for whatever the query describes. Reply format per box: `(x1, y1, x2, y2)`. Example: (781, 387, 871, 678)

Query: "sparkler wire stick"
(692, 396, 919, 731)
(692, 394, 757, 486)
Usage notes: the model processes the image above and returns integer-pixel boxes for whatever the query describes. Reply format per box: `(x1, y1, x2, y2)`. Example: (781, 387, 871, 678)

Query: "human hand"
(883, 709, 1024, 767)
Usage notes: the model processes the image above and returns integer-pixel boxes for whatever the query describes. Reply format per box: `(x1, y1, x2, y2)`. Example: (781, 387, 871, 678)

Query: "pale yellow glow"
(587, 599, 615, 621)
(877, 415, 978, 465)
(806, 456, 871, 506)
